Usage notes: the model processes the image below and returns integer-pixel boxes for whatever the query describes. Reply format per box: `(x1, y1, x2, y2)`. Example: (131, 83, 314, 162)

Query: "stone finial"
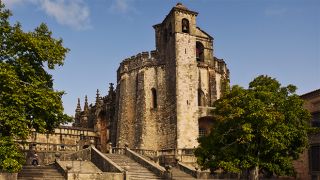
(124, 166, 130, 171)
(95, 89, 100, 105)
(89, 139, 94, 146)
(66, 164, 72, 171)
(108, 83, 114, 94)
(84, 95, 89, 113)
(55, 152, 61, 162)
(76, 98, 81, 113)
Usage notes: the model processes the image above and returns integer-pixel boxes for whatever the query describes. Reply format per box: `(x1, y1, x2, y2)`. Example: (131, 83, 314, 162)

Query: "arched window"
(151, 88, 157, 108)
(198, 89, 206, 106)
(196, 42, 204, 62)
(182, 18, 189, 33)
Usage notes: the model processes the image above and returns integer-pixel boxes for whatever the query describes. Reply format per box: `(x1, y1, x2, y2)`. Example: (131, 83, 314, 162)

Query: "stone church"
(74, 3, 229, 153)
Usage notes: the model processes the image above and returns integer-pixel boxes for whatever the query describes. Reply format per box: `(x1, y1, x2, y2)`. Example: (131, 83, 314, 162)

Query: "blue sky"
(3, 0, 320, 116)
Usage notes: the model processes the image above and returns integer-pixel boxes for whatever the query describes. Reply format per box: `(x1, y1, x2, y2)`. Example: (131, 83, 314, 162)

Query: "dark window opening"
(198, 89, 206, 106)
(168, 23, 172, 37)
(152, 88, 157, 108)
(182, 18, 189, 33)
(311, 145, 320, 172)
(311, 112, 320, 127)
(83, 145, 89, 149)
(196, 41, 204, 62)
(199, 128, 206, 138)
(80, 134, 84, 140)
(163, 28, 168, 42)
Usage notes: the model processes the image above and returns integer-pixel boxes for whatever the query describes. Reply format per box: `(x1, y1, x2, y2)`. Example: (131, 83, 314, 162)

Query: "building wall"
(20, 126, 98, 153)
(295, 89, 320, 180)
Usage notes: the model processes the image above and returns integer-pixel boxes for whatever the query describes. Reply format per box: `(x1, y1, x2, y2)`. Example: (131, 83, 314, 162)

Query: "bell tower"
(172, 3, 200, 149)
(153, 3, 201, 149)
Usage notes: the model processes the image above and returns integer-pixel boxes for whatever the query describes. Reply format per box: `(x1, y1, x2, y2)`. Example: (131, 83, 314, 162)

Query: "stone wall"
(0, 173, 17, 180)
(22, 126, 97, 150)
(116, 51, 176, 150)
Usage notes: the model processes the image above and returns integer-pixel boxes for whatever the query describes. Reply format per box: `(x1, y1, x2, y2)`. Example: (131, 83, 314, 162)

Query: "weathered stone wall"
(295, 89, 320, 180)
(0, 173, 17, 180)
(20, 126, 98, 153)
(175, 32, 199, 149)
(116, 51, 179, 150)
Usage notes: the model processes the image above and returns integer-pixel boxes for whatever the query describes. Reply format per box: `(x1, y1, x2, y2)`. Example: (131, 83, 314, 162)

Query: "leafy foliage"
(0, 2, 71, 172)
(195, 75, 311, 178)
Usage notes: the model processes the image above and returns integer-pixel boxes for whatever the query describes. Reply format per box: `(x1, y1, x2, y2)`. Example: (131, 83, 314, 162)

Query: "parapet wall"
(117, 50, 162, 81)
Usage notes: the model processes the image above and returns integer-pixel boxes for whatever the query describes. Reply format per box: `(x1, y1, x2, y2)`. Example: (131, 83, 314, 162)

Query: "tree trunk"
(249, 166, 259, 180)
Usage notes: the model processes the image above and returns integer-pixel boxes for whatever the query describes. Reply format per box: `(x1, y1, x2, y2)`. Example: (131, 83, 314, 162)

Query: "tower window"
(182, 18, 189, 33)
(196, 42, 204, 62)
(151, 88, 157, 108)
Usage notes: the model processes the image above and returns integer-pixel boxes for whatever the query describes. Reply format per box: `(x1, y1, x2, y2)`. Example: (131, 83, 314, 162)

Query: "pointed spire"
(95, 89, 101, 106)
(108, 83, 114, 94)
(96, 89, 100, 101)
(84, 95, 89, 113)
(76, 98, 81, 112)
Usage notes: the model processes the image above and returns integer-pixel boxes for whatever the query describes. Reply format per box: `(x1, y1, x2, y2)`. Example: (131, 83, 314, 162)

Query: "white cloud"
(2, 0, 91, 30)
(2, 0, 25, 8)
(265, 7, 287, 16)
(109, 0, 136, 14)
(38, 0, 91, 30)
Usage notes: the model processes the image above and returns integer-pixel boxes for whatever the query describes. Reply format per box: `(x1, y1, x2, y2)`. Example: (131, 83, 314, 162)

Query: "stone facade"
(18, 126, 98, 164)
(295, 89, 320, 180)
(75, 3, 229, 152)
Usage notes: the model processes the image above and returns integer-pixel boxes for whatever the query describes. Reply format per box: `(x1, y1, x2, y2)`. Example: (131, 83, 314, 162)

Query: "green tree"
(195, 75, 311, 180)
(0, 3, 71, 172)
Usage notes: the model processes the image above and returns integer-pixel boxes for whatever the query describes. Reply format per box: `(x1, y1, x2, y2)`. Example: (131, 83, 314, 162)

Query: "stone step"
(105, 153, 163, 179)
(17, 178, 65, 180)
(128, 173, 161, 178)
(171, 167, 196, 180)
(18, 165, 64, 180)
(18, 173, 63, 177)
(129, 177, 164, 180)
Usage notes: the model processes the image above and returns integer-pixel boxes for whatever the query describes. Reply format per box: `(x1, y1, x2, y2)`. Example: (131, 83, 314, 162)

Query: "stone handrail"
(177, 162, 198, 178)
(157, 148, 195, 156)
(124, 147, 167, 178)
(61, 147, 91, 161)
(131, 148, 157, 157)
(91, 146, 124, 173)
(54, 161, 68, 179)
(112, 147, 125, 154)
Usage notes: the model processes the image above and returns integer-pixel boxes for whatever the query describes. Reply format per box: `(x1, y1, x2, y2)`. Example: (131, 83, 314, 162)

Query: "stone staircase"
(105, 153, 164, 180)
(171, 167, 197, 180)
(18, 165, 65, 180)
